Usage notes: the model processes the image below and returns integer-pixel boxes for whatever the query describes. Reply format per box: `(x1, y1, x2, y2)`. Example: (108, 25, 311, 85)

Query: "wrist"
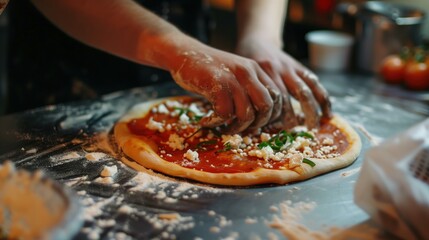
(237, 33, 284, 51)
(136, 30, 203, 72)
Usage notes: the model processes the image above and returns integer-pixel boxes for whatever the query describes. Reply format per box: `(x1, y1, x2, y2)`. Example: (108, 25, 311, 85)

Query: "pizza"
(114, 96, 361, 186)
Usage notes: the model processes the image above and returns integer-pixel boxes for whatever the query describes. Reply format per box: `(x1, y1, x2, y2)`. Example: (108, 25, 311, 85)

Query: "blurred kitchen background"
(210, 0, 429, 52)
(0, 0, 428, 115)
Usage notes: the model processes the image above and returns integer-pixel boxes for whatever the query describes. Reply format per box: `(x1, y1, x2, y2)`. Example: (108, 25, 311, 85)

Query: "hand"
(236, 37, 332, 129)
(169, 43, 283, 133)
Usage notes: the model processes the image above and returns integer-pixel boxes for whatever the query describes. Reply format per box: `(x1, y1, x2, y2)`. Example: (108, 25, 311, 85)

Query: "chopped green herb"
(294, 131, 314, 140)
(224, 142, 232, 151)
(258, 130, 294, 151)
(303, 158, 316, 167)
(192, 115, 203, 122)
(216, 142, 232, 153)
(174, 107, 188, 116)
(174, 107, 204, 122)
(196, 140, 217, 149)
(257, 141, 270, 149)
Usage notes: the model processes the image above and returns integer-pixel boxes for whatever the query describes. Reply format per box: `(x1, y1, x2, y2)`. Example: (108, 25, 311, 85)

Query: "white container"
(305, 31, 354, 72)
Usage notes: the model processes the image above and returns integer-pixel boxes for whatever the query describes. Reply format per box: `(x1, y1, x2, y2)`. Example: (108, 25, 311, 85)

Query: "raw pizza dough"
(114, 96, 361, 186)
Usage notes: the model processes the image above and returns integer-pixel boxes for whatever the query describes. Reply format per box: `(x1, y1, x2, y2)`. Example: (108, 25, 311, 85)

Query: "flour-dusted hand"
(236, 38, 332, 129)
(236, 0, 331, 129)
(170, 42, 283, 133)
(32, 0, 331, 132)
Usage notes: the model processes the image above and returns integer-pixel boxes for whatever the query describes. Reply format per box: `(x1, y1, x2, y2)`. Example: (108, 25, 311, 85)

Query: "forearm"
(235, 0, 287, 48)
(31, 0, 197, 71)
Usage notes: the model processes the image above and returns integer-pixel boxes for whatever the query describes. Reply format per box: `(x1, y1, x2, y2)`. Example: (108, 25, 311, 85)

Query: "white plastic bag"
(355, 118, 429, 240)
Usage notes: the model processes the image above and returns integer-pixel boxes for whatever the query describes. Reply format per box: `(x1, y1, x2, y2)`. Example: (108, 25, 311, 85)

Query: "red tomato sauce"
(127, 102, 349, 174)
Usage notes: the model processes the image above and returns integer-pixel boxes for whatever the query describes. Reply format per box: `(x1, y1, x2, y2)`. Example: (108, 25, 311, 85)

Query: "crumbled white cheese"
(179, 113, 190, 124)
(157, 104, 169, 114)
(292, 137, 311, 149)
(288, 153, 303, 168)
(165, 100, 183, 109)
(272, 152, 286, 161)
(188, 102, 205, 116)
(260, 133, 271, 142)
(248, 146, 274, 161)
(314, 150, 324, 158)
(242, 136, 252, 145)
(291, 125, 308, 133)
(184, 149, 200, 163)
(146, 117, 165, 132)
(222, 134, 243, 149)
(303, 146, 314, 157)
(322, 137, 334, 145)
(167, 134, 185, 150)
(320, 145, 336, 154)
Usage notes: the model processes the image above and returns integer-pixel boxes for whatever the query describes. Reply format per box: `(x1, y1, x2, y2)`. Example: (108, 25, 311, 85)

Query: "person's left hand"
(236, 37, 332, 129)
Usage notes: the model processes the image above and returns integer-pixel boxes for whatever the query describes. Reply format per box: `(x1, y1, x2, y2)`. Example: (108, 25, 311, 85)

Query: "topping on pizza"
(126, 97, 349, 174)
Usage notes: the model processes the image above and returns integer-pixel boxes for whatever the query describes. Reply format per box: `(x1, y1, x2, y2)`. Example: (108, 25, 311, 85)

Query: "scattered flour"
(56, 151, 81, 161)
(25, 148, 38, 154)
(100, 165, 118, 177)
(268, 200, 383, 240)
(66, 132, 232, 239)
(94, 176, 114, 184)
(245, 217, 258, 224)
(85, 152, 107, 161)
(340, 167, 361, 178)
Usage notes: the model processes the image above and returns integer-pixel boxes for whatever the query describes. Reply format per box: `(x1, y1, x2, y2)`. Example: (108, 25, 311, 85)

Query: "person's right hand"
(235, 36, 332, 129)
(169, 43, 284, 134)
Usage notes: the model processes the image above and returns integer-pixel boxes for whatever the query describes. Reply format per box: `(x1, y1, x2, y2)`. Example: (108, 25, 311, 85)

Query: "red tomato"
(380, 55, 406, 84)
(404, 61, 429, 90)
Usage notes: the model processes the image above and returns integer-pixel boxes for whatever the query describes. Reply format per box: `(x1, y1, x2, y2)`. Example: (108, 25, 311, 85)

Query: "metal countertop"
(0, 72, 427, 239)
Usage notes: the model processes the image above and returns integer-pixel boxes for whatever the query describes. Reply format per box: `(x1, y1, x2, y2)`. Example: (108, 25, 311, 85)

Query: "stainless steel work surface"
(0, 72, 427, 239)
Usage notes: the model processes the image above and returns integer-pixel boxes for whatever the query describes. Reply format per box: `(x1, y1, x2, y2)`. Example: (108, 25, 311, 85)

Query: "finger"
(238, 65, 273, 129)
(258, 63, 299, 128)
(280, 89, 299, 129)
(298, 69, 332, 118)
(258, 63, 283, 123)
(267, 87, 282, 122)
(199, 81, 234, 128)
(282, 72, 320, 129)
(221, 81, 255, 133)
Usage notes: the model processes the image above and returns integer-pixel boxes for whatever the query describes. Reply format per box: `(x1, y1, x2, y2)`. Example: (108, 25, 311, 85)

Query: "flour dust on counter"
(267, 199, 392, 239)
(46, 129, 237, 240)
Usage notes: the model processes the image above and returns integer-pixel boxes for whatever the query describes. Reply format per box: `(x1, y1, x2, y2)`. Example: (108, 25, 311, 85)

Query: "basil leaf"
(303, 158, 316, 167)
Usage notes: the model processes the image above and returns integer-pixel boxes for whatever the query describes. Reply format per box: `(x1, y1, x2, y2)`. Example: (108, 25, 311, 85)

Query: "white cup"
(305, 31, 354, 72)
